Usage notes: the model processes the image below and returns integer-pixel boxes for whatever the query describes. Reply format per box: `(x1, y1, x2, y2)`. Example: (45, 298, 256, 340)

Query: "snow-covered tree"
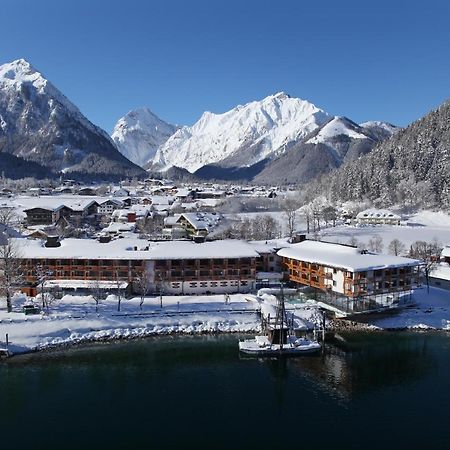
(0, 238, 23, 312)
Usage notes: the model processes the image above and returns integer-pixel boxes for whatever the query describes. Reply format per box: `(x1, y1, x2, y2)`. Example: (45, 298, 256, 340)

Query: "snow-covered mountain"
(252, 116, 397, 185)
(111, 108, 178, 167)
(360, 121, 399, 141)
(0, 59, 144, 180)
(152, 92, 331, 173)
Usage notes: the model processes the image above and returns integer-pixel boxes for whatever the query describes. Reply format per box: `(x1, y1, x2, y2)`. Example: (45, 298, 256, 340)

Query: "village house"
(356, 209, 401, 225)
(175, 212, 220, 238)
(97, 199, 123, 215)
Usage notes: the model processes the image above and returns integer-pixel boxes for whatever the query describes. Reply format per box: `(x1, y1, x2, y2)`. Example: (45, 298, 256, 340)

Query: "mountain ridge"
(0, 58, 145, 181)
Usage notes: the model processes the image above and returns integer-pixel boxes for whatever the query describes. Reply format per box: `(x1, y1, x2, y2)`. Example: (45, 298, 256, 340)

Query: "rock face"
(312, 100, 450, 208)
(152, 92, 332, 173)
(111, 108, 178, 167)
(0, 59, 145, 180)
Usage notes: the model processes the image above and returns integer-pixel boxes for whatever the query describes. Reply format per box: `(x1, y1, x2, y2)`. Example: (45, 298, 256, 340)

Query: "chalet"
(77, 187, 97, 196)
(97, 199, 123, 215)
(53, 187, 73, 195)
(356, 209, 401, 226)
(112, 209, 137, 223)
(193, 189, 225, 200)
(176, 213, 220, 238)
(24, 206, 63, 225)
(278, 240, 421, 314)
(112, 187, 130, 198)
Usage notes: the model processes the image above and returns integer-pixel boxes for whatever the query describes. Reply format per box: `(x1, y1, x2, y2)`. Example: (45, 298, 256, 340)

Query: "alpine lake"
(1, 332, 450, 450)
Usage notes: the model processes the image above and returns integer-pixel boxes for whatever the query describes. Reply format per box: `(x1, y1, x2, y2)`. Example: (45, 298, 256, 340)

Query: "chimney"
(45, 235, 61, 248)
(292, 234, 306, 244)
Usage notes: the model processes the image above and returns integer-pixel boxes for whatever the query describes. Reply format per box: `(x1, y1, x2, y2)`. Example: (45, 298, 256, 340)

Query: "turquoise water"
(1, 333, 450, 450)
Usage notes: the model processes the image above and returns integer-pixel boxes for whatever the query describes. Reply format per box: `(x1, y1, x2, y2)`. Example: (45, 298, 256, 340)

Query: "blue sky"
(1, 0, 449, 132)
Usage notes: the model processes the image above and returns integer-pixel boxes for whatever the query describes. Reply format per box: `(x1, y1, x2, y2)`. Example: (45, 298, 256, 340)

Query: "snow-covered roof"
(178, 212, 220, 231)
(442, 246, 450, 258)
(102, 222, 136, 233)
(356, 209, 401, 220)
(277, 240, 420, 272)
(13, 238, 260, 260)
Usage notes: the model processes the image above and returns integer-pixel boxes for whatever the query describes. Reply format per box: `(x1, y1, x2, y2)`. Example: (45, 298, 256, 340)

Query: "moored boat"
(239, 284, 321, 356)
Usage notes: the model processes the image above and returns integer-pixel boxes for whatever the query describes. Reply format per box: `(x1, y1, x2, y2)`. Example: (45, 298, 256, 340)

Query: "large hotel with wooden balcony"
(14, 237, 270, 297)
(278, 240, 422, 313)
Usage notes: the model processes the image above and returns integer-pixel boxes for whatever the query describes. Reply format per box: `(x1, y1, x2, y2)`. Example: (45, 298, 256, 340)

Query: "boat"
(239, 285, 321, 356)
(239, 333, 321, 356)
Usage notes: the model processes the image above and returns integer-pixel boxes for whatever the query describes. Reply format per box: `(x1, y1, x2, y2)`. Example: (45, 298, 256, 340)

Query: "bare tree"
(388, 239, 406, 256)
(0, 207, 18, 229)
(89, 278, 104, 313)
(114, 271, 125, 312)
(283, 198, 300, 240)
(136, 265, 152, 310)
(35, 263, 53, 311)
(0, 238, 23, 312)
(348, 236, 359, 248)
(368, 235, 384, 253)
(322, 206, 338, 227)
(409, 240, 442, 271)
(261, 215, 280, 240)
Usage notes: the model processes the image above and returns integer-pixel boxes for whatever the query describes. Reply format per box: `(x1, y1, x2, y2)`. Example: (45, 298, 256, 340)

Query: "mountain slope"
(111, 108, 178, 166)
(0, 59, 145, 180)
(242, 117, 397, 185)
(312, 100, 450, 207)
(152, 92, 331, 173)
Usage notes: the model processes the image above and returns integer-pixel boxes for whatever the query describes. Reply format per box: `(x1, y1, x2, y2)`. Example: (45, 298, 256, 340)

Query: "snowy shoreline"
(2, 286, 450, 359)
(4, 317, 450, 361)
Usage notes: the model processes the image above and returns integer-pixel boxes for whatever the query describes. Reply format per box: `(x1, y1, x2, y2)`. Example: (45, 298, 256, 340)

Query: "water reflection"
(269, 332, 442, 401)
(1, 333, 450, 450)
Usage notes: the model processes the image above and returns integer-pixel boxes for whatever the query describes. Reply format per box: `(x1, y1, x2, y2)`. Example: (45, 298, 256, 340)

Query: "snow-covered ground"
(362, 286, 450, 331)
(1, 285, 449, 357)
(319, 210, 450, 249)
(0, 294, 261, 355)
